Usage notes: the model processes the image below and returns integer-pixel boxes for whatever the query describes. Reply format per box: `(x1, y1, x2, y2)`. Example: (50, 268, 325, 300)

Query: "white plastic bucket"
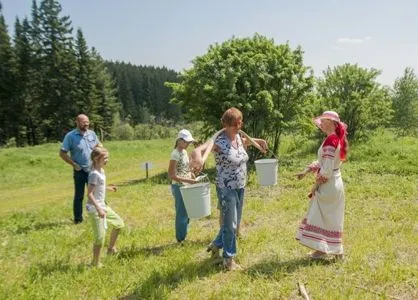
(180, 182, 211, 218)
(254, 159, 278, 186)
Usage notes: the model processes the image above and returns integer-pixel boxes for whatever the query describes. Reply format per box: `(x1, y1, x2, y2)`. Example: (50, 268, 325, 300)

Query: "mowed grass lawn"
(0, 132, 417, 299)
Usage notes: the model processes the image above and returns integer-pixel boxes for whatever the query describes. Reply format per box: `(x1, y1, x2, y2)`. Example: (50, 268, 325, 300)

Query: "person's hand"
(195, 174, 208, 182)
(296, 168, 310, 180)
(73, 162, 81, 171)
(185, 178, 198, 184)
(296, 171, 306, 180)
(257, 139, 268, 153)
(98, 208, 106, 218)
(315, 174, 328, 184)
(308, 184, 318, 199)
(107, 185, 117, 192)
(190, 156, 204, 173)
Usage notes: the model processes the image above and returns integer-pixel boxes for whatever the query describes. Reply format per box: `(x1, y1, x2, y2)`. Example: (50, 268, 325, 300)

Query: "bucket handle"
(239, 130, 278, 160)
(194, 172, 210, 183)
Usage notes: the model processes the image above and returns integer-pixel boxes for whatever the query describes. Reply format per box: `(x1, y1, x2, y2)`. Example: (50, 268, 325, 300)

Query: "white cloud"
(337, 36, 372, 44)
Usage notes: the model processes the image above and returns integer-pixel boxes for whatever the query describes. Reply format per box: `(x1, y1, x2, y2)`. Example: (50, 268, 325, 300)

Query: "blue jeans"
(171, 184, 189, 242)
(213, 187, 245, 258)
(73, 170, 89, 223)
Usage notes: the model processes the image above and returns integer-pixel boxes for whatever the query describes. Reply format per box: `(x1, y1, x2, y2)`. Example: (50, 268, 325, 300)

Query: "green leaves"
(391, 67, 418, 136)
(167, 34, 314, 154)
(317, 64, 393, 140)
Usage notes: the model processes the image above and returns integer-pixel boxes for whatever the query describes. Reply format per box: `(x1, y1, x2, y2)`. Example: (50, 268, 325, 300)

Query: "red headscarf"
(335, 121, 348, 161)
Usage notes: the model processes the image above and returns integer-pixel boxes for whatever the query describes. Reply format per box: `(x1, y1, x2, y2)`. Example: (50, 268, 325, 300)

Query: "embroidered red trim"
(301, 233, 342, 244)
(300, 219, 342, 238)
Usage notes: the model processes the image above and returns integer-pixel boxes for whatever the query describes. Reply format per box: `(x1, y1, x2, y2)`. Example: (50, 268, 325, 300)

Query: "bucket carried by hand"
(180, 182, 211, 218)
(254, 159, 278, 186)
(238, 130, 278, 186)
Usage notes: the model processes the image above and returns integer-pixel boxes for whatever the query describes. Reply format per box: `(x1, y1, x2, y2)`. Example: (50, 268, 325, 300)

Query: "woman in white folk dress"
(295, 111, 348, 259)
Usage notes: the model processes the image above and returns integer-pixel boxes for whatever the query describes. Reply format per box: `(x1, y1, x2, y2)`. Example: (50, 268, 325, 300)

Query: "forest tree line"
(0, 0, 181, 147)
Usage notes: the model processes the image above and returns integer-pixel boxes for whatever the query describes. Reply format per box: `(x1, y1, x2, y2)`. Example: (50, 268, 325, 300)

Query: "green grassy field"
(0, 131, 417, 299)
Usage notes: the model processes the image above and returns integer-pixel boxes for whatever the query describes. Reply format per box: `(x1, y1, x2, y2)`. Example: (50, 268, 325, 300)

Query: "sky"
(1, 0, 418, 86)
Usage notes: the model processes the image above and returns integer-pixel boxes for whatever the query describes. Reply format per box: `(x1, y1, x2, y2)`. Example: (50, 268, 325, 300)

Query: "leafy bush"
(113, 123, 134, 140)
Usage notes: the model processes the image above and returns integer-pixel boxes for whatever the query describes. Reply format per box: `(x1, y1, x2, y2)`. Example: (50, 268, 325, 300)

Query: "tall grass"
(0, 130, 417, 299)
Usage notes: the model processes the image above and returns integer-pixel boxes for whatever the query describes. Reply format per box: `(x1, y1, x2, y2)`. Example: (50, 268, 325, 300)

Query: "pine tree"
(25, 0, 45, 144)
(38, 0, 77, 141)
(74, 28, 96, 116)
(0, 3, 18, 145)
(90, 48, 119, 140)
(15, 17, 44, 145)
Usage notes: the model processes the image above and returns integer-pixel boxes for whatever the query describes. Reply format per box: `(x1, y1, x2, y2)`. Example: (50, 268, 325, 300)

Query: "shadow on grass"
(119, 257, 222, 299)
(4, 219, 71, 235)
(246, 257, 334, 278)
(116, 171, 170, 186)
(117, 239, 212, 260)
(28, 260, 86, 282)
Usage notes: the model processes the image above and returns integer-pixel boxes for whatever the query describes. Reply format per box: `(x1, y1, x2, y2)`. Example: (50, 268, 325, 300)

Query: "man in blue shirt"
(59, 114, 100, 224)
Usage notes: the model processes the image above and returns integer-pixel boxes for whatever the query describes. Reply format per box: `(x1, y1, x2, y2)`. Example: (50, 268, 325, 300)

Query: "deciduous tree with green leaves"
(391, 67, 418, 136)
(316, 64, 393, 140)
(166, 34, 314, 154)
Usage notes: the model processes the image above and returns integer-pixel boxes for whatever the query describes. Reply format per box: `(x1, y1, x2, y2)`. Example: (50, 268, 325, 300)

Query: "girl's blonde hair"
(91, 146, 108, 166)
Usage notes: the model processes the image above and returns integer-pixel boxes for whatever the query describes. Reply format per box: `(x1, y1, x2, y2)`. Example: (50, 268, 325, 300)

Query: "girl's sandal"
(107, 248, 118, 255)
(89, 262, 103, 268)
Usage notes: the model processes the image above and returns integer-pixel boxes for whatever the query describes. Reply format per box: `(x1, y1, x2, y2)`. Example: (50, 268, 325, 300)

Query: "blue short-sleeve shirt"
(61, 129, 99, 171)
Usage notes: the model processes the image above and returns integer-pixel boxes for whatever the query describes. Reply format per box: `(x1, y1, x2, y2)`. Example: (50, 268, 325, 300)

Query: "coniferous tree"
(0, 2, 18, 145)
(25, 0, 45, 144)
(13, 18, 32, 146)
(74, 28, 96, 116)
(1, 0, 182, 146)
(38, 0, 77, 141)
(117, 70, 136, 122)
(90, 48, 119, 139)
(105, 61, 181, 124)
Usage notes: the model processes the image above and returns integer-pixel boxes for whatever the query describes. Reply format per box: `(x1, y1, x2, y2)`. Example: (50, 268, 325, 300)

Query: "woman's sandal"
(309, 251, 327, 259)
(223, 258, 242, 271)
(206, 243, 220, 258)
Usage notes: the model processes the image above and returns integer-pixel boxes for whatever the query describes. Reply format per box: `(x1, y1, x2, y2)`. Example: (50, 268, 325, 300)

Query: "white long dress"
(296, 134, 345, 255)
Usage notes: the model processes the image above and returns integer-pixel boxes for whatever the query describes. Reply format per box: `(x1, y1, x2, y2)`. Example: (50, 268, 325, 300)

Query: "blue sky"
(2, 0, 418, 86)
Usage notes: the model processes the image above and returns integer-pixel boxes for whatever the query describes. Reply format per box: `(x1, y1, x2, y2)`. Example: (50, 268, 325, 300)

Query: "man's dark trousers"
(73, 169, 89, 223)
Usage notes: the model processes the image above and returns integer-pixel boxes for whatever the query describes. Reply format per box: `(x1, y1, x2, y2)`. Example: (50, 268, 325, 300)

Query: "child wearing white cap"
(167, 129, 198, 243)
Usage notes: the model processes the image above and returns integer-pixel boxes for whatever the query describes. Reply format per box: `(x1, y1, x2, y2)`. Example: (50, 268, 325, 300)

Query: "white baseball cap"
(177, 129, 195, 142)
